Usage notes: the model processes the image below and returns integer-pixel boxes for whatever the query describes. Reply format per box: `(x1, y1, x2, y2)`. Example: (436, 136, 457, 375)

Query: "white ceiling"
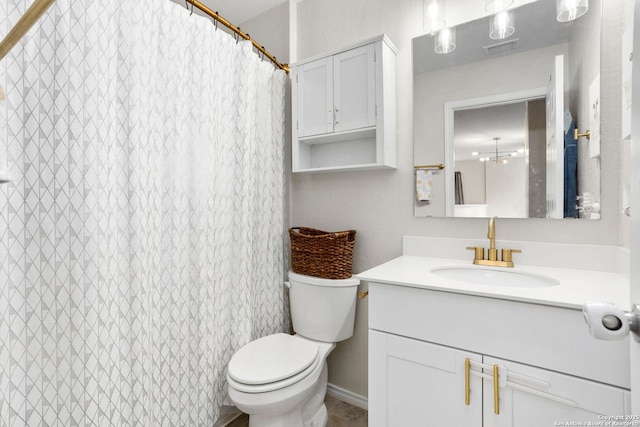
(197, 0, 289, 25)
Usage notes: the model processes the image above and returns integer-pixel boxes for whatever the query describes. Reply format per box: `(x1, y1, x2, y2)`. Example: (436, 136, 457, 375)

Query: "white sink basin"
(430, 266, 559, 288)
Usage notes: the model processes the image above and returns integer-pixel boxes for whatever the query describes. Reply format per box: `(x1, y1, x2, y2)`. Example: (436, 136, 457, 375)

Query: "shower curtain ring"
(214, 14, 218, 31)
(190, 0, 194, 16)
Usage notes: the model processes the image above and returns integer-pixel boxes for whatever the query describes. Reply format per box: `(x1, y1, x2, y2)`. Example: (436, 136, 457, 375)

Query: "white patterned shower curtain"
(0, 0, 287, 425)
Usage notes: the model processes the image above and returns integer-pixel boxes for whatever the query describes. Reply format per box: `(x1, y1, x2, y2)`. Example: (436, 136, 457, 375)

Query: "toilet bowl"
(226, 271, 360, 427)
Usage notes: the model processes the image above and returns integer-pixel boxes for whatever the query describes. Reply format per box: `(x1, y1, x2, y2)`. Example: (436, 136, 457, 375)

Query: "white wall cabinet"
(296, 44, 375, 138)
(368, 283, 631, 426)
(292, 35, 397, 173)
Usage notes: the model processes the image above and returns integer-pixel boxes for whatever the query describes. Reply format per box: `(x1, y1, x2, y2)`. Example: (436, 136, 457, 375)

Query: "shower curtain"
(0, 0, 287, 425)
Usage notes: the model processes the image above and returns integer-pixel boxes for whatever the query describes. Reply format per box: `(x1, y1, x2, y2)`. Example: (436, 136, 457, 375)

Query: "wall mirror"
(413, 0, 602, 219)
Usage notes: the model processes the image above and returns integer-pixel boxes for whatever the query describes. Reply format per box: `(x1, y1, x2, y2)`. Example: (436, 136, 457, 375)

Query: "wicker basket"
(289, 227, 356, 279)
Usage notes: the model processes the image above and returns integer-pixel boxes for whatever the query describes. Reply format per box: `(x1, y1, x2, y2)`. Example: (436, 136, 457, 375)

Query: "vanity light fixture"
(424, 0, 446, 34)
(485, 0, 514, 13)
(489, 10, 515, 40)
(435, 27, 456, 54)
(556, 0, 588, 22)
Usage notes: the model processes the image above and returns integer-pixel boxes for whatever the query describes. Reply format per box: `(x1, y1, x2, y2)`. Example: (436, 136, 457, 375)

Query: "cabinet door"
(483, 356, 629, 427)
(296, 56, 333, 137)
(369, 330, 482, 427)
(333, 43, 376, 133)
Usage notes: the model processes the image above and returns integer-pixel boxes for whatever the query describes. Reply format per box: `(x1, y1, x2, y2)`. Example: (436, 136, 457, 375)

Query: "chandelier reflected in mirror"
(473, 137, 524, 164)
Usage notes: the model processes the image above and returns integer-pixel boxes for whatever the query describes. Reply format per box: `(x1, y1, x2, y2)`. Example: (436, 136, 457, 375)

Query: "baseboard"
(213, 405, 243, 427)
(326, 383, 368, 411)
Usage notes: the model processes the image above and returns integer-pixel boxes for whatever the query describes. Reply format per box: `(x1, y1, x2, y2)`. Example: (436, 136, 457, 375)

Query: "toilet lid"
(228, 333, 319, 386)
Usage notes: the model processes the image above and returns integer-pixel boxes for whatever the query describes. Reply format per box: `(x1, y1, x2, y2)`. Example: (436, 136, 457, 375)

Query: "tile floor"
(224, 395, 368, 427)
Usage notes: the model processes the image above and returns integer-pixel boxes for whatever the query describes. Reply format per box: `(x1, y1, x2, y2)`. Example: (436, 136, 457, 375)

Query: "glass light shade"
(485, 0, 514, 13)
(556, 0, 589, 22)
(424, 0, 446, 34)
(435, 27, 456, 54)
(490, 10, 515, 40)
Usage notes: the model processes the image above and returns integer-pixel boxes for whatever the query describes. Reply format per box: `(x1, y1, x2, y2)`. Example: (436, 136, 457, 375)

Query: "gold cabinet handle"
(493, 364, 500, 415)
(465, 359, 501, 414)
(464, 358, 471, 406)
(358, 289, 369, 299)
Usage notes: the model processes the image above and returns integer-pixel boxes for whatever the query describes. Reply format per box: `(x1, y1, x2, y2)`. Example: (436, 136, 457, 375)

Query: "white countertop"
(357, 255, 630, 310)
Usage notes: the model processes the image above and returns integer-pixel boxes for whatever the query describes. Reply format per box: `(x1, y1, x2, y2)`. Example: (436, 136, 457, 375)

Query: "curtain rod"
(0, 0, 289, 74)
(187, 0, 290, 74)
(0, 0, 57, 61)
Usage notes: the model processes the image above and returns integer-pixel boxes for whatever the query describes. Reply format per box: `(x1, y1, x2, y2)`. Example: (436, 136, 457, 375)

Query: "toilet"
(227, 271, 360, 427)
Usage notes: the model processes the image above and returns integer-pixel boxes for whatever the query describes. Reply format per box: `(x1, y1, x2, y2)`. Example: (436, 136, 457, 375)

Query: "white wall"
(239, 3, 290, 63)
(486, 157, 528, 217)
(247, 0, 627, 400)
(456, 160, 486, 204)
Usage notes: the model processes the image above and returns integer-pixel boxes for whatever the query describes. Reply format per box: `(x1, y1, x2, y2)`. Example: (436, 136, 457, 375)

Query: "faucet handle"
(466, 246, 485, 261)
(501, 249, 522, 263)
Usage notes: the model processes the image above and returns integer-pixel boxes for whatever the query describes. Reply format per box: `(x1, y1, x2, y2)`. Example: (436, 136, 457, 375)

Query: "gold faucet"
(487, 217, 497, 261)
(467, 217, 521, 268)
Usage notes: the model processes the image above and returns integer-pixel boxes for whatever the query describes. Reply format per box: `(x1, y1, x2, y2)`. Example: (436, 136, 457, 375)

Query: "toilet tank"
(288, 271, 359, 342)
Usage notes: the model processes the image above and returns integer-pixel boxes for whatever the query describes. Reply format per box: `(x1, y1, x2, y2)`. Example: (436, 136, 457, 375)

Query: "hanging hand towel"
(416, 169, 433, 202)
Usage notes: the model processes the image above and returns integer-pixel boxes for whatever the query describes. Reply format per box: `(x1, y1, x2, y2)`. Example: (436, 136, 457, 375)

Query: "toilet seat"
(227, 333, 321, 393)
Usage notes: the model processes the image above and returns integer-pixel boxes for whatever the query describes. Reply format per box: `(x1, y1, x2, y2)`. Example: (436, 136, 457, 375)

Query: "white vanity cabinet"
(367, 283, 631, 427)
(483, 356, 628, 427)
(291, 35, 397, 173)
(369, 331, 483, 426)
